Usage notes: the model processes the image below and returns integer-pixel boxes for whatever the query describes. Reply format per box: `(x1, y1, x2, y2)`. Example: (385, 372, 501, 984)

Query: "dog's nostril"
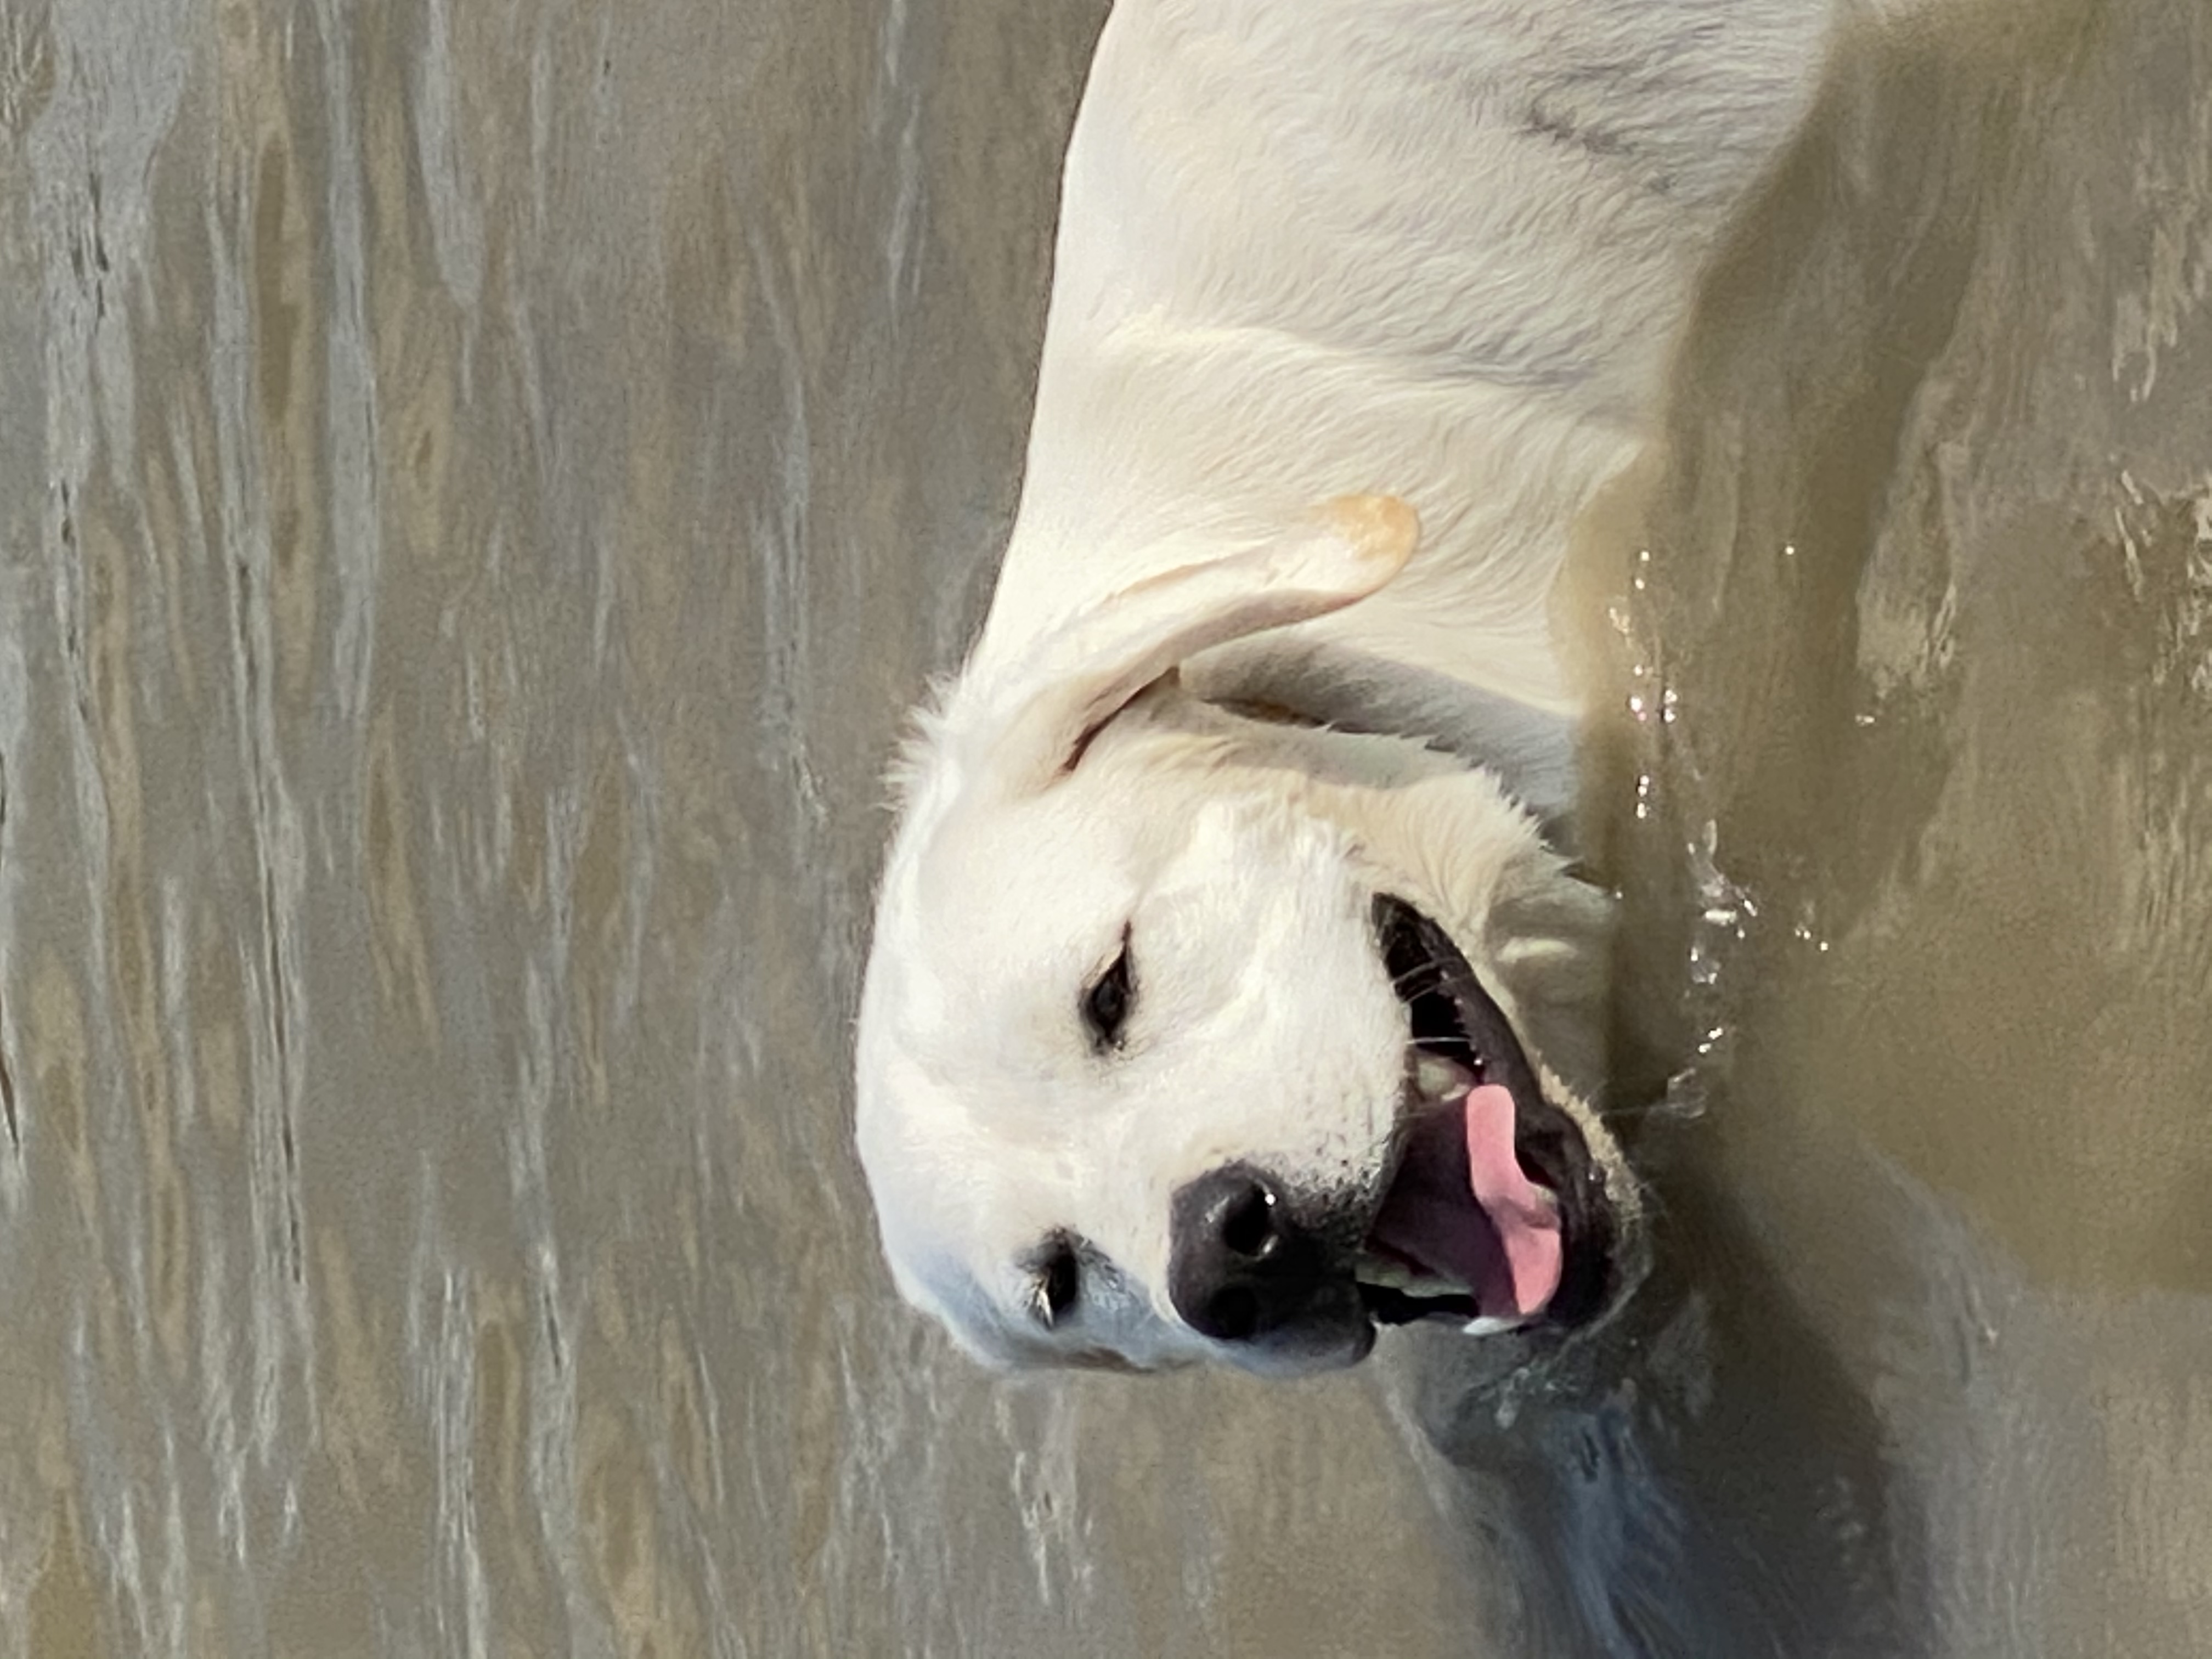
(1221, 1184, 1276, 1258)
(1206, 1285, 1260, 1342)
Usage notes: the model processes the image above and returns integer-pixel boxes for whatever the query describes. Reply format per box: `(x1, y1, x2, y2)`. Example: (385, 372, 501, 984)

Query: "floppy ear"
(977, 494, 1418, 790)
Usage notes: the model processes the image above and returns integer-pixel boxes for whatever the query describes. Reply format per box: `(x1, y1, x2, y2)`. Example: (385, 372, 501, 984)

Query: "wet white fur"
(856, 0, 1842, 1373)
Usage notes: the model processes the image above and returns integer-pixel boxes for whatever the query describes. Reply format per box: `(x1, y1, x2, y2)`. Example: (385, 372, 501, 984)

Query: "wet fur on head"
(856, 522, 1628, 1373)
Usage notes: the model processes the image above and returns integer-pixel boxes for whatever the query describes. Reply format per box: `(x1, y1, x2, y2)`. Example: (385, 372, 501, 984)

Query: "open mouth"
(1357, 895, 1613, 1333)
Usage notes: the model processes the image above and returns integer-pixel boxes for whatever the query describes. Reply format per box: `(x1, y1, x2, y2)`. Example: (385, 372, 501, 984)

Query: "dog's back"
(976, 0, 1843, 730)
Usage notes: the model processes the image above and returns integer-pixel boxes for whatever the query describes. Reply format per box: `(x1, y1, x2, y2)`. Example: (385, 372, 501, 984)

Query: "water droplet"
(1660, 1069, 1711, 1119)
(1688, 941, 1719, 987)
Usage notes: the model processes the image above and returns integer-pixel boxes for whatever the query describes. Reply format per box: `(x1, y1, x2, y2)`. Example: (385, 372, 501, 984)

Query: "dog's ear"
(980, 494, 1418, 789)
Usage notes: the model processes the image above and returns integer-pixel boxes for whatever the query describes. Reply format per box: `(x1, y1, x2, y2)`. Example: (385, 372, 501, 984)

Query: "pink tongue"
(1462, 1084, 1562, 1317)
(1368, 1084, 1562, 1319)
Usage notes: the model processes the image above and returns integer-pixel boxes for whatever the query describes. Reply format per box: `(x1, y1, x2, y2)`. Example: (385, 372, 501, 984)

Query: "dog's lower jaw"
(1523, 1053, 1646, 1324)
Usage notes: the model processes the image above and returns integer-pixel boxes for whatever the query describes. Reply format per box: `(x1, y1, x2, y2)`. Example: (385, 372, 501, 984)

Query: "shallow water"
(1, 0, 2208, 1655)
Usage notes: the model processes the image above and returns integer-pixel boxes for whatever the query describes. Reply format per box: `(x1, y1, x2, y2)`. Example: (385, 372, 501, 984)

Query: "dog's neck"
(1184, 633, 1584, 833)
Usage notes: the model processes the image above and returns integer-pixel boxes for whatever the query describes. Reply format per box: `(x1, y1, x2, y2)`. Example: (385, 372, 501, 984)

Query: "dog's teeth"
(1356, 1253, 1420, 1291)
(1356, 1251, 1470, 1297)
(1414, 1053, 1474, 1102)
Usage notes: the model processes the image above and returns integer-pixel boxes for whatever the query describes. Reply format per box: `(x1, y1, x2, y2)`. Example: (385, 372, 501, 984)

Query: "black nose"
(1167, 1166, 1334, 1342)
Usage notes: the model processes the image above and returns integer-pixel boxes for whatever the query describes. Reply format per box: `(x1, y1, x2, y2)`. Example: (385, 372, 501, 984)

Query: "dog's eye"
(1080, 936, 1135, 1051)
(1030, 1241, 1082, 1328)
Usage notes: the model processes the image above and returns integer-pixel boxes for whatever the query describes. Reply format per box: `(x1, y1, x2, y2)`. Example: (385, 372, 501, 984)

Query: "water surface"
(1, 0, 2209, 1654)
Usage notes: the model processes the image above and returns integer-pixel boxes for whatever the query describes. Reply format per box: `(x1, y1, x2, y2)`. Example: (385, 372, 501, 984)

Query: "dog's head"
(855, 499, 1634, 1376)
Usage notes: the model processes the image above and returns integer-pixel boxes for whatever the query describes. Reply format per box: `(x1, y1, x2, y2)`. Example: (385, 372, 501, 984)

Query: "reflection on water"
(1501, 2, 2212, 1652)
(0, 0, 2207, 1654)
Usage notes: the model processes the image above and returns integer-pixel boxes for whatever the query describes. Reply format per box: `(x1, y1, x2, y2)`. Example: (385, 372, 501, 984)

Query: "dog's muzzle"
(1163, 895, 1616, 1364)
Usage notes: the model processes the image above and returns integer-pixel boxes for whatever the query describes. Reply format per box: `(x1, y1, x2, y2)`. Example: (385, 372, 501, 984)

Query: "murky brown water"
(1, 0, 2207, 1654)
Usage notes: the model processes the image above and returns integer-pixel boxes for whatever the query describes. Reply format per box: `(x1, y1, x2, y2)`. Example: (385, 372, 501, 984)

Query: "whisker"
(1384, 949, 1496, 1006)
(1386, 959, 1438, 993)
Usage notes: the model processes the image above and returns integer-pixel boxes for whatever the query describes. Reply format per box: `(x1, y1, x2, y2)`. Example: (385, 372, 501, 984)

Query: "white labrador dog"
(857, 0, 1841, 1375)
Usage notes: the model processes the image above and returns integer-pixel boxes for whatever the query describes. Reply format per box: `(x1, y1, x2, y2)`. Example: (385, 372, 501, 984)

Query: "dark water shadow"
(1372, 8, 2135, 1655)
(1389, 1152, 1933, 1659)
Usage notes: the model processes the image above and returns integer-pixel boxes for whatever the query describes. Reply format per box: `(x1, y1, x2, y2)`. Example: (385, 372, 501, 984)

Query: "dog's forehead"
(893, 757, 1255, 1022)
(854, 730, 1413, 1366)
